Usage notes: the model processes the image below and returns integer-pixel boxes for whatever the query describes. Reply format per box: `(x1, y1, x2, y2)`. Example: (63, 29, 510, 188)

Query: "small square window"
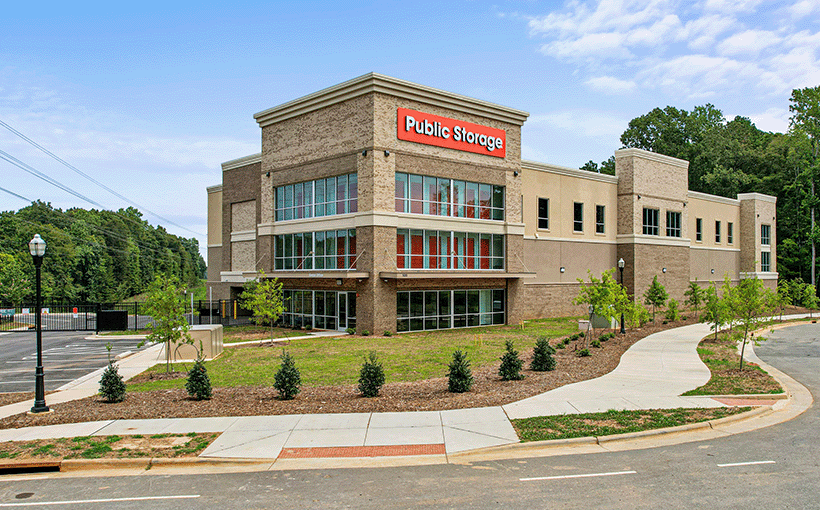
(573, 202, 583, 232)
(642, 208, 659, 236)
(595, 205, 605, 234)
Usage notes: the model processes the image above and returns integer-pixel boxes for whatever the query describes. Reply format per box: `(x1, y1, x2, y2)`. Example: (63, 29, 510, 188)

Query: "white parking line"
(0, 494, 200, 507)
(520, 470, 637, 481)
(717, 461, 776, 468)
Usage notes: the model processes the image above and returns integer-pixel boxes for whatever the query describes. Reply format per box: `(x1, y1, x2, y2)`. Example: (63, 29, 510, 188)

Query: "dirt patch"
(0, 433, 219, 461)
(0, 318, 703, 429)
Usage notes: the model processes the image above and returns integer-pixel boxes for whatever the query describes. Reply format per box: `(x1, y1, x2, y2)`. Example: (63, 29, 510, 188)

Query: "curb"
(59, 457, 272, 473)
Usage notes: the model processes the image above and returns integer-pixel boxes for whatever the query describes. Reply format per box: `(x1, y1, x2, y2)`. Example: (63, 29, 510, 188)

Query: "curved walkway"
(0, 318, 809, 465)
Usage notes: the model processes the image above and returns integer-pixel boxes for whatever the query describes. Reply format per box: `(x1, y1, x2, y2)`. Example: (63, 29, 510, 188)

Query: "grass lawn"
(128, 316, 580, 391)
(0, 433, 219, 461)
(220, 324, 303, 344)
(512, 407, 751, 442)
(682, 326, 784, 396)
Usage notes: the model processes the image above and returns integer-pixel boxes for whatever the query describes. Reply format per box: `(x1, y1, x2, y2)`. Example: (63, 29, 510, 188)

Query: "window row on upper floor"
(395, 173, 504, 221)
(537, 198, 606, 234)
(275, 173, 358, 221)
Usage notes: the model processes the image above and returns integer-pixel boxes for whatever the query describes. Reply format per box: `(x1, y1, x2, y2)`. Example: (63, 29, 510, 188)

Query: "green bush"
(99, 362, 126, 403)
(499, 340, 524, 381)
(361, 330, 371, 337)
(598, 332, 614, 342)
(346, 327, 355, 335)
(590, 339, 601, 348)
(358, 352, 385, 397)
(447, 350, 474, 393)
(304, 324, 313, 331)
(383, 331, 392, 337)
(274, 350, 301, 400)
(665, 299, 681, 321)
(185, 360, 212, 400)
(576, 348, 591, 357)
(530, 337, 556, 372)
(555, 342, 566, 349)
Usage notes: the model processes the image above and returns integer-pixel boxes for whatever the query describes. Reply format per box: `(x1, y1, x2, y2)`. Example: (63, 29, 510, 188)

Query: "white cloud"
(585, 75, 638, 94)
(745, 107, 791, 133)
(528, 110, 629, 138)
(717, 29, 782, 56)
(788, 0, 820, 18)
(701, 0, 766, 14)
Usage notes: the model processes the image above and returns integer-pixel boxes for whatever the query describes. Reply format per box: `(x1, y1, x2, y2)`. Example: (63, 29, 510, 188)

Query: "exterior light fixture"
(266, 171, 271, 177)
(336, 279, 343, 286)
(513, 171, 519, 177)
(711, 269, 715, 274)
(637, 194, 641, 199)
(28, 234, 49, 414)
(362, 150, 367, 156)
(384, 150, 390, 157)
(662, 267, 667, 273)
(617, 258, 625, 334)
(560, 267, 565, 273)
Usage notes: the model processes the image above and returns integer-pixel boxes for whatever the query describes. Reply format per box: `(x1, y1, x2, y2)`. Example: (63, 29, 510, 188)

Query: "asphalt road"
(0, 323, 817, 509)
(0, 331, 146, 393)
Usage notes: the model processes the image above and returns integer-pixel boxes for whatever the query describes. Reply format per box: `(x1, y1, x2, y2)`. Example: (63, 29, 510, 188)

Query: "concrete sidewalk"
(0, 316, 810, 464)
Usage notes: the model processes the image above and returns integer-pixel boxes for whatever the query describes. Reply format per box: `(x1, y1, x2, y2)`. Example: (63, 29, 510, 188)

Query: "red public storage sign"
(397, 108, 506, 158)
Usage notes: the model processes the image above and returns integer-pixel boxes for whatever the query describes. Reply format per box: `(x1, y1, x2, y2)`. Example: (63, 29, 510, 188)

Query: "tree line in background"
(581, 86, 820, 287)
(0, 201, 206, 304)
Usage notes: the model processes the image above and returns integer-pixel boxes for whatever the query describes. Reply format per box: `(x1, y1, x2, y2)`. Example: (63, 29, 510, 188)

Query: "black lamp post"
(618, 257, 626, 335)
(29, 234, 49, 414)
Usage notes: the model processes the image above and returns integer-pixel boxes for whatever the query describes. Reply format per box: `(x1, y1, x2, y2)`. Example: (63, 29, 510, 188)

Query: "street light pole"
(29, 234, 49, 413)
(618, 257, 626, 335)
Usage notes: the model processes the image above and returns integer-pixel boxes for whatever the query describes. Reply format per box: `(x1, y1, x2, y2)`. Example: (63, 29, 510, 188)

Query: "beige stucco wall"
(688, 193, 740, 249)
(523, 238, 617, 284)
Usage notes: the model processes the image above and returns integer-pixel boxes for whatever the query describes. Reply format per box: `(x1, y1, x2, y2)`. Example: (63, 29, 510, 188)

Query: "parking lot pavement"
(0, 332, 146, 393)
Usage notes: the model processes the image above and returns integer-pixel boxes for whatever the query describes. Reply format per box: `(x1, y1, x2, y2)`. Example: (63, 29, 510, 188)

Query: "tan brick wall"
(739, 196, 777, 273)
(231, 200, 256, 232)
(231, 241, 256, 272)
(221, 161, 262, 275)
(517, 283, 587, 318)
(631, 244, 690, 304)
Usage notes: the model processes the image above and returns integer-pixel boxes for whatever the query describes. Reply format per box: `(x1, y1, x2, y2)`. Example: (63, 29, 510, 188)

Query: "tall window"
(595, 205, 605, 234)
(395, 173, 503, 221)
(761, 224, 771, 245)
(573, 202, 584, 232)
(397, 229, 504, 270)
(274, 229, 356, 270)
(728, 222, 734, 244)
(538, 198, 549, 229)
(643, 208, 659, 235)
(761, 251, 771, 271)
(275, 174, 358, 221)
(696, 218, 703, 242)
(666, 211, 681, 237)
(715, 220, 721, 243)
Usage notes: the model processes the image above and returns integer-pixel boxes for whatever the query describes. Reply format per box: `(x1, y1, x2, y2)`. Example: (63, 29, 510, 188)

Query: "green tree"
(789, 86, 820, 287)
(802, 283, 818, 318)
(734, 277, 773, 370)
(774, 280, 793, 322)
(498, 340, 524, 381)
(574, 269, 628, 342)
(0, 253, 30, 304)
(140, 274, 192, 373)
(643, 276, 669, 323)
(701, 284, 726, 340)
(684, 281, 705, 320)
(240, 272, 285, 341)
(447, 350, 474, 393)
(530, 337, 556, 372)
(274, 350, 302, 400)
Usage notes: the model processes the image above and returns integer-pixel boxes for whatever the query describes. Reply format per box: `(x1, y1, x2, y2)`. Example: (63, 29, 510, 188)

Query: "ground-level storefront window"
(280, 290, 356, 331)
(397, 289, 504, 332)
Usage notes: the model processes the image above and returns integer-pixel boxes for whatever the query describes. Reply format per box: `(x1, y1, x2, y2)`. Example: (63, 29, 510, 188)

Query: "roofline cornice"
(221, 153, 262, 172)
(615, 148, 689, 168)
(253, 73, 530, 128)
(521, 160, 619, 184)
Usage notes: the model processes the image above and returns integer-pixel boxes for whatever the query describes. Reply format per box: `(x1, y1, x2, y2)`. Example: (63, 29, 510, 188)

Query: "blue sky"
(1, 0, 818, 262)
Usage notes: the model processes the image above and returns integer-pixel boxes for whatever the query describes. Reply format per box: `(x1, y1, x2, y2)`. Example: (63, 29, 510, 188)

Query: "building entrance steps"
(0, 316, 812, 462)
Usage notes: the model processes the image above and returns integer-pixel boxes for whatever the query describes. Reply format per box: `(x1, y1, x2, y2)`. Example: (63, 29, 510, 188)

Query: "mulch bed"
(0, 317, 703, 430)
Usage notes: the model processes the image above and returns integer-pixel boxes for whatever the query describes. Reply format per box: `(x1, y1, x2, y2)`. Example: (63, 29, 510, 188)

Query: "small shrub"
(447, 350, 474, 393)
(578, 331, 585, 338)
(99, 362, 126, 403)
(185, 360, 212, 400)
(530, 337, 556, 372)
(361, 330, 371, 337)
(599, 332, 614, 342)
(383, 330, 392, 337)
(555, 342, 565, 349)
(665, 299, 681, 321)
(346, 327, 355, 335)
(358, 352, 385, 397)
(662, 320, 668, 325)
(304, 324, 313, 331)
(576, 348, 591, 357)
(590, 339, 601, 348)
(499, 340, 524, 381)
(274, 350, 301, 400)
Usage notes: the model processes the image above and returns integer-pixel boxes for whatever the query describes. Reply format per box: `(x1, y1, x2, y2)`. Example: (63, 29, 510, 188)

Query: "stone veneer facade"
(207, 73, 777, 332)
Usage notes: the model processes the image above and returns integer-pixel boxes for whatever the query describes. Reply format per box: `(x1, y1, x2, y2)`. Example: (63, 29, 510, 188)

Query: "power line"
(0, 186, 31, 203)
(0, 118, 205, 238)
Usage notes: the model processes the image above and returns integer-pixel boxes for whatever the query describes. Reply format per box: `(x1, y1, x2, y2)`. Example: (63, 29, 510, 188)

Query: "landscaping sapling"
(530, 337, 556, 372)
(274, 350, 301, 400)
(185, 359, 212, 400)
(499, 340, 524, 380)
(358, 352, 385, 397)
(447, 350, 474, 393)
(99, 343, 126, 403)
(576, 348, 591, 357)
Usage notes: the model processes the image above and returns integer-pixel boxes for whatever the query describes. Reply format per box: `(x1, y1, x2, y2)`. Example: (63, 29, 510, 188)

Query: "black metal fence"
(0, 300, 254, 333)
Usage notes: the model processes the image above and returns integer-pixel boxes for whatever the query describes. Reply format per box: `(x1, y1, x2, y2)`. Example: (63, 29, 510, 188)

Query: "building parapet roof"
(615, 148, 689, 168)
(521, 160, 619, 184)
(688, 191, 740, 207)
(206, 184, 223, 194)
(737, 192, 777, 203)
(221, 153, 262, 172)
(253, 73, 530, 128)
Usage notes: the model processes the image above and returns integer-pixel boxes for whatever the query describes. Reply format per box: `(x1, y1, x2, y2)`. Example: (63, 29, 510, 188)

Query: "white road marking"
(520, 470, 637, 481)
(0, 494, 200, 507)
(717, 460, 776, 468)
